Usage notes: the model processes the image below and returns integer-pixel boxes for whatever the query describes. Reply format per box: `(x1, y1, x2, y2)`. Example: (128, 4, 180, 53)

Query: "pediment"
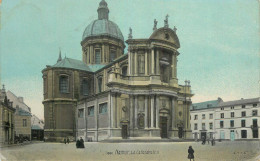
(149, 27, 180, 48)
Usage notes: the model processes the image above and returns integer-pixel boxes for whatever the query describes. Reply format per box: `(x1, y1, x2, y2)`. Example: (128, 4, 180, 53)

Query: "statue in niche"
(137, 113, 145, 129)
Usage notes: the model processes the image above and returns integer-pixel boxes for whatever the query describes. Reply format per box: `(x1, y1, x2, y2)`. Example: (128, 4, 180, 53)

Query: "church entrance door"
(160, 117, 168, 138)
(121, 125, 128, 139)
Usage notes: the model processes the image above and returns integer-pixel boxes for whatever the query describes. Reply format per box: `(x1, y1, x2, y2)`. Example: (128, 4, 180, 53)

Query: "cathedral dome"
(82, 19, 124, 41)
(82, 0, 124, 42)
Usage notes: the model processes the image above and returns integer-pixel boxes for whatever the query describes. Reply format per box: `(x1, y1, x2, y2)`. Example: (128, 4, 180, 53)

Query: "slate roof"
(191, 100, 219, 111)
(52, 58, 92, 72)
(82, 19, 124, 41)
(31, 125, 43, 130)
(6, 91, 31, 113)
(17, 108, 31, 116)
(218, 97, 260, 107)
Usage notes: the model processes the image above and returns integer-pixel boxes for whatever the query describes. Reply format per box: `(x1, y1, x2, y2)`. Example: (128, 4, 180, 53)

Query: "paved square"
(1, 141, 260, 161)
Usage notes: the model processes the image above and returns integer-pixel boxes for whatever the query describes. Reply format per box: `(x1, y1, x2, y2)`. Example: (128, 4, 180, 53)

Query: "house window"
(98, 77, 102, 93)
(202, 114, 205, 119)
(59, 75, 69, 93)
(99, 103, 107, 114)
(122, 66, 128, 76)
(241, 130, 247, 138)
(230, 120, 234, 128)
(138, 54, 145, 74)
(231, 112, 235, 118)
(81, 79, 89, 96)
(194, 115, 198, 120)
(221, 113, 224, 118)
(88, 106, 94, 116)
(202, 123, 205, 130)
(209, 123, 213, 129)
(221, 107, 224, 110)
(209, 114, 213, 119)
(253, 119, 258, 127)
(23, 119, 27, 127)
(109, 50, 116, 62)
(241, 111, 246, 117)
(231, 106, 234, 109)
(253, 104, 257, 107)
(220, 121, 224, 128)
(95, 49, 101, 64)
(241, 120, 246, 127)
(194, 123, 197, 130)
(78, 109, 84, 118)
(253, 119, 258, 138)
(242, 105, 246, 108)
(252, 110, 258, 116)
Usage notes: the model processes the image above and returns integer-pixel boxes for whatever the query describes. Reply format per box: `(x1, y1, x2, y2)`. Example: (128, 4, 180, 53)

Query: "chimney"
(18, 97, 24, 103)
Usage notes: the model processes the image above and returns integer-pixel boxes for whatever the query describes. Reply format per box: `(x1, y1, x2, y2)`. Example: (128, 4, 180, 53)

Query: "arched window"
(98, 77, 102, 93)
(122, 66, 128, 76)
(109, 50, 116, 62)
(81, 79, 89, 96)
(95, 49, 101, 64)
(59, 75, 69, 93)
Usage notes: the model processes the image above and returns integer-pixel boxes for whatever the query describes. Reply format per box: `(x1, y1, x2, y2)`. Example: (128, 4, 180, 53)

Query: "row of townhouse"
(190, 97, 260, 140)
(0, 85, 44, 146)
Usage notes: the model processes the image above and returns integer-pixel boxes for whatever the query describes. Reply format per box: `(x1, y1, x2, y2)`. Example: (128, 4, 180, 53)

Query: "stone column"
(128, 51, 131, 75)
(135, 51, 138, 75)
(102, 44, 105, 63)
(115, 93, 118, 128)
(172, 53, 176, 78)
(144, 96, 148, 129)
(155, 95, 159, 128)
(90, 45, 93, 64)
(110, 93, 114, 128)
(129, 95, 133, 129)
(156, 49, 160, 75)
(171, 98, 175, 129)
(150, 95, 154, 128)
(134, 95, 138, 128)
(151, 48, 155, 74)
(107, 92, 111, 128)
(145, 50, 148, 75)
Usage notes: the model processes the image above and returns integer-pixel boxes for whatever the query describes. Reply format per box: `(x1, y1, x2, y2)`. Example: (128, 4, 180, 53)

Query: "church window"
(88, 106, 94, 116)
(59, 75, 69, 93)
(138, 54, 145, 74)
(99, 103, 107, 114)
(23, 119, 27, 127)
(98, 77, 102, 93)
(122, 66, 128, 76)
(95, 49, 101, 64)
(78, 109, 84, 118)
(109, 50, 116, 62)
(81, 79, 89, 96)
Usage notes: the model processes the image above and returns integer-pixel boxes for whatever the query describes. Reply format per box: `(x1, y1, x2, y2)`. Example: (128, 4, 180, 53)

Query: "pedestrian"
(76, 139, 80, 148)
(64, 138, 67, 144)
(188, 146, 195, 161)
(80, 137, 85, 148)
(66, 137, 70, 144)
(207, 138, 210, 144)
(211, 138, 214, 146)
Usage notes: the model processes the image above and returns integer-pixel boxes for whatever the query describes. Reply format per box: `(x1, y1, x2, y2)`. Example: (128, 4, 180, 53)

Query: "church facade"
(42, 0, 193, 142)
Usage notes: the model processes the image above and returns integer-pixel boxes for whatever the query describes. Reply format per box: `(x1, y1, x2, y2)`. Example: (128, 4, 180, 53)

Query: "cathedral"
(42, 0, 193, 142)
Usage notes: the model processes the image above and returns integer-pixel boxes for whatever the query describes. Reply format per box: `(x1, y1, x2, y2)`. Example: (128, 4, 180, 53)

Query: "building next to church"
(31, 115, 44, 141)
(42, 0, 193, 142)
(7, 91, 32, 141)
(0, 85, 16, 145)
(191, 97, 260, 140)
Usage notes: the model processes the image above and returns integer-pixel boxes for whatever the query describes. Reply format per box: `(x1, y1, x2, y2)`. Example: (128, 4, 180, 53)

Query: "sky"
(0, 0, 259, 120)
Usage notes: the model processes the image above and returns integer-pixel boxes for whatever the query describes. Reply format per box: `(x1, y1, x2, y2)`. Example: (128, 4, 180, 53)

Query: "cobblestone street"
(1, 141, 260, 161)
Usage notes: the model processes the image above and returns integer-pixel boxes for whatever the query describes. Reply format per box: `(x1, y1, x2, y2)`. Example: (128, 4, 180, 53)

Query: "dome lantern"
(97, 0, 109, 20)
